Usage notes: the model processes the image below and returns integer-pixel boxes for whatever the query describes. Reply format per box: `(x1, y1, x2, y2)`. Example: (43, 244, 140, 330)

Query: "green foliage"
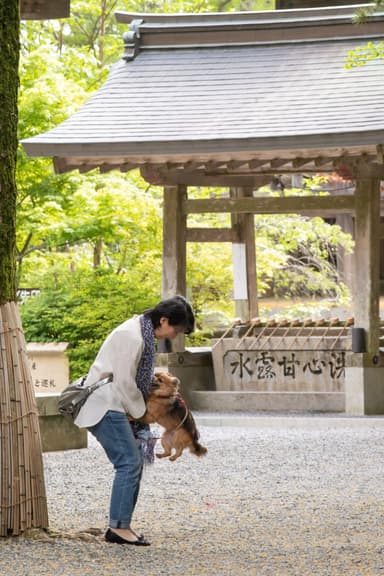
(346, 1, 384, 68)
(117, 0, 274, 13)
(185, 187, 240, 324)
(346, 41, 384, 68)
(17, 169, 163, 281)
(255, 213, 353, 300)
(16, 43, 94, 286)
(20, 268, 161, 377)
(187, 242, 233, 321)
(352, 1, 384, 24)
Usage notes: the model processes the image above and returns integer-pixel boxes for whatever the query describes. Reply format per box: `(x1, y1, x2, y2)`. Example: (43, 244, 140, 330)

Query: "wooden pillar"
(353, 177, 381, 354)
(230, 187, 258, 321)
(335, 214, 354, 292)
(162, 185, 187, 352)
(345, 176, 384, 415)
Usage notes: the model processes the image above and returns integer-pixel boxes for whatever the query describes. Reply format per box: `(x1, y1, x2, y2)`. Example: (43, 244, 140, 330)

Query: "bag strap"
(87, 374, 113, 393)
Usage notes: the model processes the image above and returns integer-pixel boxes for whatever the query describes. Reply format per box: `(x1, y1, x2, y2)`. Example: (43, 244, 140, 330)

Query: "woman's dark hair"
(144, 295, 195, 334)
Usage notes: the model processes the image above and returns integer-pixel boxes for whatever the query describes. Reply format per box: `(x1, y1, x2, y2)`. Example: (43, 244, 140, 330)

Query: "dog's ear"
(171, 377, 180, 387)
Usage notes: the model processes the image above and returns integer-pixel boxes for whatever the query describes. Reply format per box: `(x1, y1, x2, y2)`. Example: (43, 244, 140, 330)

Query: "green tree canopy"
(18, 0, 355, 374)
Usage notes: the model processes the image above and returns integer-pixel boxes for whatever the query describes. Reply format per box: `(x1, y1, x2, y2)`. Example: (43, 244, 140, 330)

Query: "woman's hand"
(129, 410, 155, 424)
(139, 410, 156, 424)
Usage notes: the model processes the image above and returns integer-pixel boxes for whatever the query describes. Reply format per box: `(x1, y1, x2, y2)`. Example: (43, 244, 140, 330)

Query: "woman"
(74, 295, 195, 546)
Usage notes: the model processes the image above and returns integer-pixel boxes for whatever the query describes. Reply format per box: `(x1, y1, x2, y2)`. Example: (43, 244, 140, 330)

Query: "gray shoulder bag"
(58, 374, 112, 421)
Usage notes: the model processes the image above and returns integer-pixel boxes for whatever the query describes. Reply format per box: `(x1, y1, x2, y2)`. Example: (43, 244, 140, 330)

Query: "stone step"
(191, 390, 345, 413)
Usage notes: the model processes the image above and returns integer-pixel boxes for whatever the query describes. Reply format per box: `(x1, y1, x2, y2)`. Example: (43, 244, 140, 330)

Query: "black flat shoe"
(105, 528, 151, 546)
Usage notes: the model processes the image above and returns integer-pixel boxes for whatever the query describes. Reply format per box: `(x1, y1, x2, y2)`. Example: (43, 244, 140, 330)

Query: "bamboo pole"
(0, 305, 12, 535)
(8, 309, 21, 533)
(234, 318, 262, 350)
(0, 302, 48, 536)
(249, 318, 279, 350)
(211, 318, 242, 351)
(13, 302, 47, 529)
(9, 303, 27, 532)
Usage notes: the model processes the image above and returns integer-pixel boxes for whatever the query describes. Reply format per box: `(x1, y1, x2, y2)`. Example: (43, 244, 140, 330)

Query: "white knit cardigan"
(74, 315, 147, 428)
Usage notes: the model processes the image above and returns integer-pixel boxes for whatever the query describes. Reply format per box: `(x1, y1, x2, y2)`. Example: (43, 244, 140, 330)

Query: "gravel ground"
(2, 414, 384, 575)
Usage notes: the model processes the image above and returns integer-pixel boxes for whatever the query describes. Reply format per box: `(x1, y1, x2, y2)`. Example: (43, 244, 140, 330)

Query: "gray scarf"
(130, 314, 156, 464)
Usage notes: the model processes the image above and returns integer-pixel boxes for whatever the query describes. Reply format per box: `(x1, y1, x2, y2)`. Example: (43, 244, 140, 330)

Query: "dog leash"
(174, 407, 189, 430)
(151, 393, 190, 435)
(151, 409, 189, 441)
(173, 394, 189, 431)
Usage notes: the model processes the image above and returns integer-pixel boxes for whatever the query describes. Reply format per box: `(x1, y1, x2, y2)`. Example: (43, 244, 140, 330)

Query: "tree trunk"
(0, 0, 48, 536)
(93, 237, 103, 268)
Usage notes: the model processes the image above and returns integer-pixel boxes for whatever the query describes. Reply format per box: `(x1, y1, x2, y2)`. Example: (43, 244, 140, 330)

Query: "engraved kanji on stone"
(328, 351, 345, 379)
(277, 353, 300, 378)
(303, 358, 326, 375)
(230, 352, 253, 378)
(255, 352, 276, 379)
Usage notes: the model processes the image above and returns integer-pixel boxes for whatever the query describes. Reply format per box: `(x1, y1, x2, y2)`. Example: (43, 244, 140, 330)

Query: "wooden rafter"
(53, 148, 384, 185)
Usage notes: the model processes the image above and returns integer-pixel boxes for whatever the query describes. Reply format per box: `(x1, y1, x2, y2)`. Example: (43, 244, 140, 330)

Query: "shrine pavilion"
(23, 4, 384, 414)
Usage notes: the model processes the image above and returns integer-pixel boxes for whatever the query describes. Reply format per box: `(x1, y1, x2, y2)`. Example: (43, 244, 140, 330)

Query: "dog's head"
(151, 371, 180, 396)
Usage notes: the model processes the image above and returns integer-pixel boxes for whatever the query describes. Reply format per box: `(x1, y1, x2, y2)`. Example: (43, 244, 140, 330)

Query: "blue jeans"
(88, 411, 143, 529)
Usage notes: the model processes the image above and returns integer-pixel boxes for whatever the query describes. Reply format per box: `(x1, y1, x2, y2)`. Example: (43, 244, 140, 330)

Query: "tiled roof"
(22, 5, 384, 173)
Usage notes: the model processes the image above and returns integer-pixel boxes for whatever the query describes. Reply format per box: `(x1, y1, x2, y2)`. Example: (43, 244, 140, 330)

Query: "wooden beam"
(248, 159, 271, 170)
(78, 164, 95, 174)
(99, 162, 136, 173)
(186, 228, 236, 242)
(227, 160, 249, 171)
(377, 144, 384, 164)
(184, 160, 207, 171)
(165, 162, 184, 170)
(53, 157, 68, 174)
(314, 156, 334, 168)
(185, 194, 355, 215)
(333, 158, 384, 179)
(141, 167, 273, 188)
(270, 158, 291, 169)
(205, 160, 229, 171)
(292, 157, 315, 168)
(120, 162, 138, 173)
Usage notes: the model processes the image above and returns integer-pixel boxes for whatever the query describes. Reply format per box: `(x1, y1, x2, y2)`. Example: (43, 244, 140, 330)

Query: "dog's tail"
(192, 441, 207, 457)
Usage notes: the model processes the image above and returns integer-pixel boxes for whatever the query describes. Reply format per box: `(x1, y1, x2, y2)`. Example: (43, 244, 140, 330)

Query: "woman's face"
(154, 317, 184, 340)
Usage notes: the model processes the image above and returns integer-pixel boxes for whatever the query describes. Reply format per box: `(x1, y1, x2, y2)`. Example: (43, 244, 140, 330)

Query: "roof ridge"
(117, 6, 384, 61)
(115, 5, 376, 25)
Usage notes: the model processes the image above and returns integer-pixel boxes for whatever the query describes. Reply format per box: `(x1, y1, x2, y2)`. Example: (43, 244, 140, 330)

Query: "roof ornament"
(122, 19, 143, 61)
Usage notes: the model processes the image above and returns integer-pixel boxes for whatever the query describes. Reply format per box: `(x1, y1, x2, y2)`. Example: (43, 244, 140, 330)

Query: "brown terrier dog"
(142, 371, 207, 462)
